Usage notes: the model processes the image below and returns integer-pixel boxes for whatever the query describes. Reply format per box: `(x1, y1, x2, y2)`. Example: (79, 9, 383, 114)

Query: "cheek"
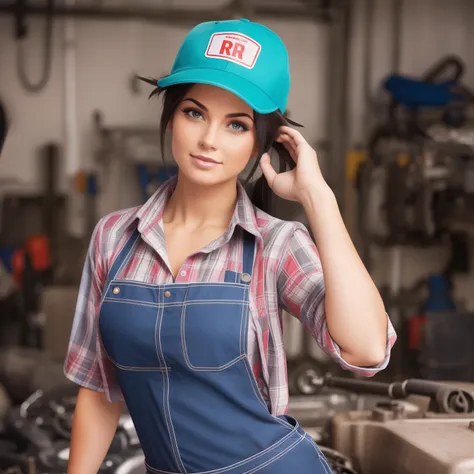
(225, 135, 256, 170)
(170, 116, 191, 158)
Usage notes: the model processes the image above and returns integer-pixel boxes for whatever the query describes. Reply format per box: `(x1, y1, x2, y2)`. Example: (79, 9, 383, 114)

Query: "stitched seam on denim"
(243, 434, 305, 474)
(241, 358, 292, 431)
(164, 368, 187, 473)
(181, 302, 245, 371)
(239, 287, 288, 428)
(99, 323, 169, 372)
(104, 298, 246, 307)
(155, 298, 186, 473)
(112, 280, 247, 289)
(183, 300, 246, 306)
(238, 287, 247, 355)
(99, 233, 141, 321)
(105, 352, 170, 371)
(145, 427, 298, 474)
(303, 436, 332, 474)
(103, 298, 159, 307)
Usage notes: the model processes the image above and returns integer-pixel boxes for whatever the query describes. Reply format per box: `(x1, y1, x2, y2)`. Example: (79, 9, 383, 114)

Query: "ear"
(167, 119, 173, 131)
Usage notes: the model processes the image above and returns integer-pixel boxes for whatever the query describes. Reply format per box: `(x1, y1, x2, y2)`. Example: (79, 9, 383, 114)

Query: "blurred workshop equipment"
(93, 111, 177, 206)
(136, 163, 177, 203)
(318, 374, 474, 474)
(353, 55, 474, 382)
(0, 382, 144, 474)
(0, 347, 71, 405)
(42, 285, 78, 360)
(14, 0, 55, 93)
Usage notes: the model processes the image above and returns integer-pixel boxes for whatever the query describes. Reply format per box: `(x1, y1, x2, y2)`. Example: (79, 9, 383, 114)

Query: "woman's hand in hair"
(259, 125, 331, 204)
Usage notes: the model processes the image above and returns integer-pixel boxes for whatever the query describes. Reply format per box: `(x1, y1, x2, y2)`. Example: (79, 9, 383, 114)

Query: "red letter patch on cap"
(205, 32, 261, 69)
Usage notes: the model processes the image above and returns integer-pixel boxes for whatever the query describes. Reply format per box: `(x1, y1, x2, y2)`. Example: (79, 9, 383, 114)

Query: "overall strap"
(105, 228, 141, 287)
(242, 230, 256, 277)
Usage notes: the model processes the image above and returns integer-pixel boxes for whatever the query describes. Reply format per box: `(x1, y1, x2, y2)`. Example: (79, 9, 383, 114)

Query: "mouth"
(190, 154, 222, 164)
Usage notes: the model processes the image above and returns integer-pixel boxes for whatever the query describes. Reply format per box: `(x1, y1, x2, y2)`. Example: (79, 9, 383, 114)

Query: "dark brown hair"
(137, 76, 302, 214)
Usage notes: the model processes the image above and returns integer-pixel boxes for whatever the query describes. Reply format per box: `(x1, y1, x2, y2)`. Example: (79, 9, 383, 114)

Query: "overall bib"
(98, 229, 332, 474)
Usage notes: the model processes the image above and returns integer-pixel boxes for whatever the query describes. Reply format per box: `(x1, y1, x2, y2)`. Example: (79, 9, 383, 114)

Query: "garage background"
(1, 0, 474, 357)
(1, 1, 474, 473)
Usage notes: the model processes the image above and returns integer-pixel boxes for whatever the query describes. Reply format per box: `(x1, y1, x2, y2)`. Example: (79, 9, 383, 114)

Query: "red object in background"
(11, 234, 51, 286)
(408, 314, 427, 350)
(26, 234, 51, 272)
(11, 248, 24, 286)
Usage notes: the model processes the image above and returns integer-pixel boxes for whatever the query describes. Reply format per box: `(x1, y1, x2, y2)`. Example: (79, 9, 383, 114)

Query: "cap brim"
(157, 69, 278, 114)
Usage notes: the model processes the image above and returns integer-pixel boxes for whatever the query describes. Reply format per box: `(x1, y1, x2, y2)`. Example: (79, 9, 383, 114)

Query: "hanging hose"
(16, 0, 55, 93)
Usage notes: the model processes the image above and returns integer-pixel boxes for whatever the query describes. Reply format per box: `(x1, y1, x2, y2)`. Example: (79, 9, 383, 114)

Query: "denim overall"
(98, 229, 331, 474)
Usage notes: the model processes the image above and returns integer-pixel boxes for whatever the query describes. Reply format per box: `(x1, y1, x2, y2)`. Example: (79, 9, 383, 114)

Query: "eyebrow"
(182, 98, 254, 121)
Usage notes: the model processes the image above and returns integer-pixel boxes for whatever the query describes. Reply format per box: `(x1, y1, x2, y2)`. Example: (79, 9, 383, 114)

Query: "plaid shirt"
(64, 177, 396, 415)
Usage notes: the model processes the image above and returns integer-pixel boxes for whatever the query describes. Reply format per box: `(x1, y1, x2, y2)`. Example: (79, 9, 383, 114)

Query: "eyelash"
(182, 108, 249, 133)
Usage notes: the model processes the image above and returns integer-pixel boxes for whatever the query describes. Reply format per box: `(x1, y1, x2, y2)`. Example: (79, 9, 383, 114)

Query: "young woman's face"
(169, 84, 257, 187)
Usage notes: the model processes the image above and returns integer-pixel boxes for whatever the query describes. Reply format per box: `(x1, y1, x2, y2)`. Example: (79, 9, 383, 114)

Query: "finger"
(279, 140, 297, 162)
(259, 153, 278, 187)
(278, 125, 307, 147)
(276, 133, 297, 152)
(277, 136, 298, 161)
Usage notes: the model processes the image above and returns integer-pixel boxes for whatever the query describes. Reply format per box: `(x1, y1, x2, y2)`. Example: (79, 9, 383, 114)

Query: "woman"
(64, 18, 396, 474)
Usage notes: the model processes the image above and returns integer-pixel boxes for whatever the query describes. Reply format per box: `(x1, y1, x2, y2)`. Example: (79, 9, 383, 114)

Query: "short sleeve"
(277, 224, 395, 377)
(63, 220, 122, 402)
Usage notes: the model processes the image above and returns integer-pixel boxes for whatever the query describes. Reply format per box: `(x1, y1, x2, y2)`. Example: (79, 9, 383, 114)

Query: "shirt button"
(180, 270, 187, 277)
(164, 290, 171, 298)
(112, 287, 120, 295)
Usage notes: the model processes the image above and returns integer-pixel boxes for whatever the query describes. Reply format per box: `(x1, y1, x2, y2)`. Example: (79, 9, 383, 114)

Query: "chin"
(179, 165, 230, 188)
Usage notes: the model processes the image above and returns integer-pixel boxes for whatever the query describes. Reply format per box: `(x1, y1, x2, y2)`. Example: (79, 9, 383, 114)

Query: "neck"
(163, 173, 238, 230)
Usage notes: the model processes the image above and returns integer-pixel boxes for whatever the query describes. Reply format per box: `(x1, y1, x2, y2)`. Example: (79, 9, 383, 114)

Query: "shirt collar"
(136, 175, 263, 244)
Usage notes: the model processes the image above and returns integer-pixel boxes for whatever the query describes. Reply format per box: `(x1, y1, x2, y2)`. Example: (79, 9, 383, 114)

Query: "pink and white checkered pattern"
(64, 176, 396, 415)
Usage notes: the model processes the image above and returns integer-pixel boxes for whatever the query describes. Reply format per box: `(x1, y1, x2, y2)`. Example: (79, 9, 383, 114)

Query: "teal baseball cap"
(157, 19, 290, 114)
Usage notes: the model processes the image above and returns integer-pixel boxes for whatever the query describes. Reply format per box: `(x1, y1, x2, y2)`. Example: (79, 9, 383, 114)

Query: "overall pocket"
(181, 284, 248, 371)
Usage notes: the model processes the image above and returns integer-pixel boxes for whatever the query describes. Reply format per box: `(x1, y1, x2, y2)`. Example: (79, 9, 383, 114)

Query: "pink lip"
(191, 154, 221, 164)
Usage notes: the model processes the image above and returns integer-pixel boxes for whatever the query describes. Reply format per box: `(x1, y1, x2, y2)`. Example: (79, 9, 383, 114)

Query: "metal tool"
(310, 373, 474, 415)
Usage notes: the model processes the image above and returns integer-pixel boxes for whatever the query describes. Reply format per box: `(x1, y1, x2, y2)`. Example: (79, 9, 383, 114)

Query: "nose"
(198, 124, 218, 151)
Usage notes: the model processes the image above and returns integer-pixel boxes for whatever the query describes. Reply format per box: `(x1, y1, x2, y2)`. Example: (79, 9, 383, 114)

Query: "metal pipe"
(356, 0, 375, 270)
(391, 0, 403, 74)
(326, 1, 352, 203)
(63, 0, 78, 177)
(0, 2, 334, 24)
(63, 0, 85, 239)
(362, 0, 374, 139)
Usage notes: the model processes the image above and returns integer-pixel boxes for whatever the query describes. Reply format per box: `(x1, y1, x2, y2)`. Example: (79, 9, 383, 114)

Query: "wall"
(2, 0, 474, 355)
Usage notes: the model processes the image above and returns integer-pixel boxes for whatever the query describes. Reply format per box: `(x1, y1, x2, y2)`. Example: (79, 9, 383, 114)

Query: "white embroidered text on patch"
(205, 32, 261, 69)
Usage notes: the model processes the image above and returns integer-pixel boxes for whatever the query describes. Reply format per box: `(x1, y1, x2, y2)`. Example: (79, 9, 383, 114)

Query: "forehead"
(184, 84, 253, 114)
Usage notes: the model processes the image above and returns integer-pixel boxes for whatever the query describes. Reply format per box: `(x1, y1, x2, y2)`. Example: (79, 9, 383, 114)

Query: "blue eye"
(189, 110, 202, 119)
(230, 122, 247, 132)
(183, 108, 203, 119)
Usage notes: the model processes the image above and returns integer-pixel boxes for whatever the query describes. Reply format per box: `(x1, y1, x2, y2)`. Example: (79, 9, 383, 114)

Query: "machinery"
(354, 55, 474, 383)
(359, 122, 474, 245)
(0, 385, 144, 474)
(289, 374, 474, 474)
(358, 55, 474, 246)
(0, 345, 473, 474)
